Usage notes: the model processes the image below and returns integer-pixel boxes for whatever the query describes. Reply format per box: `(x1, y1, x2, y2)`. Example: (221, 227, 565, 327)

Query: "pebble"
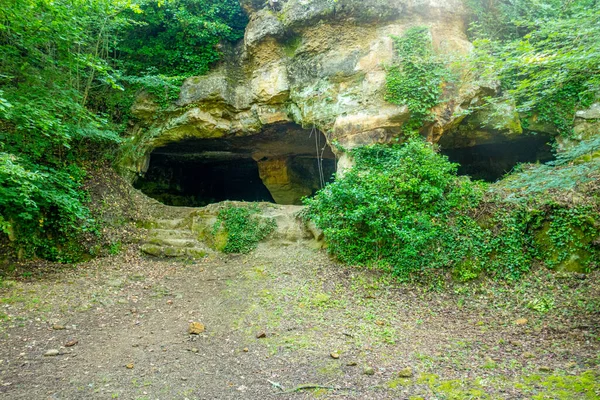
(188, 322, 205, 335)
(363, 366, 375, 375)
(243, 348, 249, 352)
(52, 325, 66, 331)
(256, 331, 267, 339)
(330, 352, 340, 359)
(64, 339, 78, 347)
(126, 363, 134, 369)
(346, 361, 357, 367)
(44, 349, 60, 357)
(375, 320, 385, 326)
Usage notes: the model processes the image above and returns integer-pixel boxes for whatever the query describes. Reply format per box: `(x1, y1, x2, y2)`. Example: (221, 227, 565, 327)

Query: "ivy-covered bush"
(304, 139, 599, 282)
(304, 139, 488, 280)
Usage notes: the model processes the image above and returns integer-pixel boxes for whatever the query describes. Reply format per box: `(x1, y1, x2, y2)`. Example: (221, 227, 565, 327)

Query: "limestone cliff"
(122, 0, 480, 179)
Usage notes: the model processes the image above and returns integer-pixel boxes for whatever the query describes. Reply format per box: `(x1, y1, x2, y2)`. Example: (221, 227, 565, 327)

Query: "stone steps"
(153, 218, 188, 229)
(147, 237, 198, 248)
(140, 220, 210, 259)
(140, 244, 208, 258)
(148, 229, 194, 239)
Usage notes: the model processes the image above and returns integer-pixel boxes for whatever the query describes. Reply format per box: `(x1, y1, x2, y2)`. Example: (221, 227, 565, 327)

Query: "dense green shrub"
(0, 154, 95, 262)
(304, 139, 599, 281)
(212, 206, 276, 254)
(304, 139, 487, 280)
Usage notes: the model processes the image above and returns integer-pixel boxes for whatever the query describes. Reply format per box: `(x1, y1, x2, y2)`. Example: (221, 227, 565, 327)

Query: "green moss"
(210, 205, 276, 254)
(518, 371, 600, 399)
(387, 378, 411, 389)
(282, 35, 302, 58)
(533, 208, 598, 273)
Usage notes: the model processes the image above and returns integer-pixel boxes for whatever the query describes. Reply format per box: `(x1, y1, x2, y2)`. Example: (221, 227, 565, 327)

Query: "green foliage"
(117, 0, 247, 76)
(385, 27, 448, 134)
(466, 0, 600, 136)
(0, 0, 129, 260)
(304, 139, 599, 282)
(212, 205, 276, 254)
(0, 153, 95, 262)
(304, 139, 487, 281)
(0, 0, 248, 261)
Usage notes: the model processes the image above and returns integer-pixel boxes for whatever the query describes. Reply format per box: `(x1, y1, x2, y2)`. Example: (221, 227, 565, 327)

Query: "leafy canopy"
(118, 0, 247, 76)
(466, 0, 600, 135)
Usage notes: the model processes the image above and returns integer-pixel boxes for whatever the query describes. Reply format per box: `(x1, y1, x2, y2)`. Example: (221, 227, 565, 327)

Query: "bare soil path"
(1, 242, 599, 399)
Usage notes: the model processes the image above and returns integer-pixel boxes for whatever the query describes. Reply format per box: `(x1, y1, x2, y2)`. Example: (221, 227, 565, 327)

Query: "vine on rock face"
(385, 27, 448, 135)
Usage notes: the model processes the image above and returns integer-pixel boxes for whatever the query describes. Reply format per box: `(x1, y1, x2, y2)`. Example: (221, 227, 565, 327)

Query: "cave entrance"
(440, 134, 554, 182)
(134, 123, 336, 206)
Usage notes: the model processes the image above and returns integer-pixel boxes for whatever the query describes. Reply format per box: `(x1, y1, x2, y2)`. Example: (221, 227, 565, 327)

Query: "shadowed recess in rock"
(441, 134, 554, 182)
(134, 123, 337, 206)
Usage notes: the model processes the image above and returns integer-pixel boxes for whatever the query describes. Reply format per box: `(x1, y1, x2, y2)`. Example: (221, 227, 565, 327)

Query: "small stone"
(330, 352, 340, 359)
(181, 377, 188, 381)
(375, 320, 385, 326)
(515, 318, 528, 326)
(44, 349, 60, 357)
(191, 348, 199, 353)
(52, 325, 66, 331)
(256, 331, 267, 339)
(363, 366, 375, 376)
(398, 367, 413, 378)
(346, 361, 357, 366)
(539, 366, 553, 373)
(188, 322, 205, 335)
(64, 339, 78, 348)
(126, 363, 134, 369)
(243, 348, 249, 353)
(166, 300, 173, 305)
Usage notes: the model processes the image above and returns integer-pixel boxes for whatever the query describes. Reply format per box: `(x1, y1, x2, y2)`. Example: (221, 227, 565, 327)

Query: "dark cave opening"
(134, 155, 276, 207)
(441, 135, 555, 182)
(134, 123, 337, 206)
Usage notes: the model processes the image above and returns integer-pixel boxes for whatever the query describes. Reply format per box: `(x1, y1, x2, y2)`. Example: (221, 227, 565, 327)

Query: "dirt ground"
(1, 239, 599, 399)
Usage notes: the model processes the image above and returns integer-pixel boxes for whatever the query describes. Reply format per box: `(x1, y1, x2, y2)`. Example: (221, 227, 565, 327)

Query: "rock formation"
(120, 0, 562, 202)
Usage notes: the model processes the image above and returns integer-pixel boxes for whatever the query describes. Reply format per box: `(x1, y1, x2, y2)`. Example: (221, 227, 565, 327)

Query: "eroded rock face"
(122, 0, 476, 181)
